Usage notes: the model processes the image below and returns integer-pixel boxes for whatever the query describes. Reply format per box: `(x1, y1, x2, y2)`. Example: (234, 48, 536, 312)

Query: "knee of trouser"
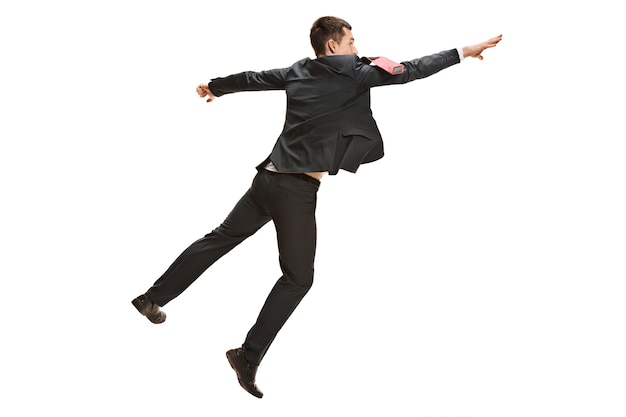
(282, 271, 314, 292)
(301, 274, 314, 291)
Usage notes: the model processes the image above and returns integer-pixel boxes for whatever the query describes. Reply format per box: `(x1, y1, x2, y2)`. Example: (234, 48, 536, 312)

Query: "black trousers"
(144, 168, 320, 365)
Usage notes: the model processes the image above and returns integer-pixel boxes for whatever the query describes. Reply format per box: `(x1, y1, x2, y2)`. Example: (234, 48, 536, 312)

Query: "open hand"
(462, 34, 503, 60)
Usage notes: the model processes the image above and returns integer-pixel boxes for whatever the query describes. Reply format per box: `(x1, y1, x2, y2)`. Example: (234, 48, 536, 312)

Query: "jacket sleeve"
(357, 48, 461, 88)
(208, 67, 289, 97)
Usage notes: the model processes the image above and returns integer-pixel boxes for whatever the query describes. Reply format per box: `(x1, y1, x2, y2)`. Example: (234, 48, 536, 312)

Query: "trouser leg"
(145, 178, 271, 307)
(243, 173, 318, 365)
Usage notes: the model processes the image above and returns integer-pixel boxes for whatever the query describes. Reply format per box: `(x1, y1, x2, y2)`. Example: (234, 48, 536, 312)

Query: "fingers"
(471, 34, 502, 60)
(487, 34, 503, 47)
(196, 84, 216, 103)
(196, 85, 207, 97)
(477, 35, 502, 52)
(196, 83, 217, 103)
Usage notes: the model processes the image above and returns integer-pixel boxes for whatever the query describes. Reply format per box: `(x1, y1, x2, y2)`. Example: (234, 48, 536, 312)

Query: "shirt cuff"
(457, 47, 465, 62)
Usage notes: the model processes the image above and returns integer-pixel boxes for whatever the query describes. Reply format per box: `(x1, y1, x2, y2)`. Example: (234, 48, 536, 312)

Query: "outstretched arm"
(462, 35, 503, 60)
(196, 84, 216, 102)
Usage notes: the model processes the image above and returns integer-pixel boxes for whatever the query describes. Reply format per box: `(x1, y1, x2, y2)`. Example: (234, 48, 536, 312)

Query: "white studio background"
(1, 1, 624, 416)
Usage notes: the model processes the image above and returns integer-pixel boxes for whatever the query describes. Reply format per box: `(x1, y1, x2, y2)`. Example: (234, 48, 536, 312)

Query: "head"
(310, 16, 358, 57)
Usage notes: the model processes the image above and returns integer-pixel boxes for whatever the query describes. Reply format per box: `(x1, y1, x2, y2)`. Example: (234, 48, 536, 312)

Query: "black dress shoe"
(131, 295, 166, 324)
(226, 348, 263, 398)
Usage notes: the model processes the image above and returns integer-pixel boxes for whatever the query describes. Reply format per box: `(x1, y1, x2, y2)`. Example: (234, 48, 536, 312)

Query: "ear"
(326, 39, 336, 55)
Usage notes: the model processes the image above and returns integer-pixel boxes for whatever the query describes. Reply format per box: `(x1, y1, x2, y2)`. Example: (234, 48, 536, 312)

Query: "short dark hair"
(310, 16, 352, 57)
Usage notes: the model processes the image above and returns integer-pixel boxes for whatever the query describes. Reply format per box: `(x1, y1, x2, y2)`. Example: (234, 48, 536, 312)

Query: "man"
(132, 16, 502, 398)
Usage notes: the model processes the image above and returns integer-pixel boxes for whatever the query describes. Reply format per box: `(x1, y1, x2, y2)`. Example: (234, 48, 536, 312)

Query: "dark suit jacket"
(208, 49, 460, 175)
